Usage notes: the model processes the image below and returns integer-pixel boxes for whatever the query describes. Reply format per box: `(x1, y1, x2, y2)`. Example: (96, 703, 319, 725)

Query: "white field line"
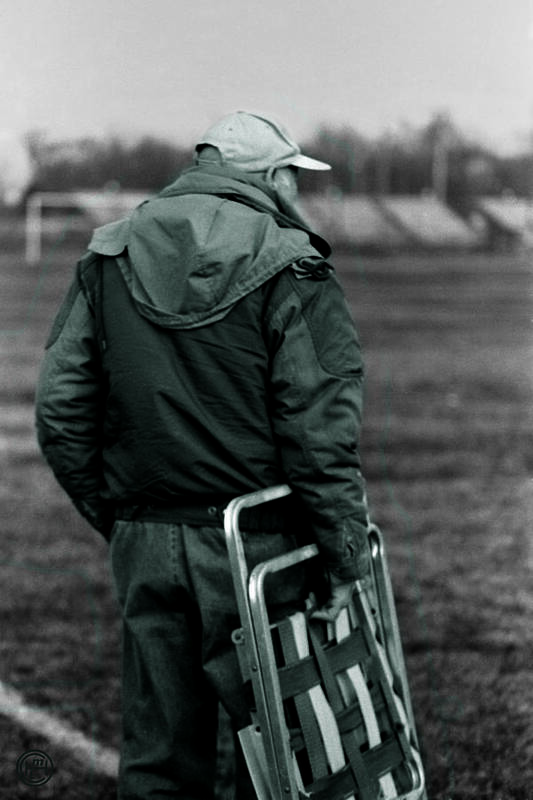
(0, 679, 119, 777)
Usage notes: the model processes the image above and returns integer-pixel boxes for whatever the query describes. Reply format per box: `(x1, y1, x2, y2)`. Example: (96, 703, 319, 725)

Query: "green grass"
(1, 231, 532, 798)
(344, 251, 533, 799)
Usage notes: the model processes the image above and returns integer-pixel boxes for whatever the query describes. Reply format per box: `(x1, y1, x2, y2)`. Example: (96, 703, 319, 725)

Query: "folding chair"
(224, 484, 426, 800)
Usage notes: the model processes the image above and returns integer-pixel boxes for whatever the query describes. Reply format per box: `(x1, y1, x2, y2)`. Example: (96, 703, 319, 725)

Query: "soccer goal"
(25, 190, 150, 263)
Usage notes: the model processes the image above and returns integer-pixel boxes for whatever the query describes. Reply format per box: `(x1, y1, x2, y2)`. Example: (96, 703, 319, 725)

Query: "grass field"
(1, 225, 532, 799)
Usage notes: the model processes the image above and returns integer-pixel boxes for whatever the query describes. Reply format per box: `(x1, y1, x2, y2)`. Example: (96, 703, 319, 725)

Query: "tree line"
(28, 112, 531, 215)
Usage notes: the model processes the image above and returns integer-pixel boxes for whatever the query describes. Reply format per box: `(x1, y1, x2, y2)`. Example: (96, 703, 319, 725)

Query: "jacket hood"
(88, 165, 331, 329)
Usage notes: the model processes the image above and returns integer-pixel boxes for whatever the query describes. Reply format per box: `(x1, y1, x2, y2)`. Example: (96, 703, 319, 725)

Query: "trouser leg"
(110, 521, 219, 800)
(109, 519, 308, 800)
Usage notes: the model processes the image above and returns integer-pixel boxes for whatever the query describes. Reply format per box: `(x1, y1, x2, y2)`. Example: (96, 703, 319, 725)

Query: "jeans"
(109, 519, 307, 799)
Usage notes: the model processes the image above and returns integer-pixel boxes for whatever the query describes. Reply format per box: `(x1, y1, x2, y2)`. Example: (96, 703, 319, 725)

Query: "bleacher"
(475, 196, 533, 248)
(301, 193, 479, 251)
(378, 195, 479, 249)
(300, 194, 408, 250)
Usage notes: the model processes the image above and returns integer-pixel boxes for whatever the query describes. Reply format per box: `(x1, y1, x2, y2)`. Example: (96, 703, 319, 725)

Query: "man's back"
(94, 251, 284, 503)
(35, 111, 372, 799)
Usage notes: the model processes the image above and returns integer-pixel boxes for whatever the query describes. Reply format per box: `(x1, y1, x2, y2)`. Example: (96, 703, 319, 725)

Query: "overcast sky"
(2, 0, 532, 154)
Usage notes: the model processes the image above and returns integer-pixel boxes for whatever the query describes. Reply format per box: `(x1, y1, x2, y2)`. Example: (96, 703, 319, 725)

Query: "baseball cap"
(196, 111, 331, 173)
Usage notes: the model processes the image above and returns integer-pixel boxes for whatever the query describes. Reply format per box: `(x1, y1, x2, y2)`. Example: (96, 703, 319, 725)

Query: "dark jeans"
(109, 519, 307, 799)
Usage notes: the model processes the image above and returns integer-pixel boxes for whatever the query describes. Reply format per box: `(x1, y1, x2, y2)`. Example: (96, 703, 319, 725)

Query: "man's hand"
(310, 572, 357, 622)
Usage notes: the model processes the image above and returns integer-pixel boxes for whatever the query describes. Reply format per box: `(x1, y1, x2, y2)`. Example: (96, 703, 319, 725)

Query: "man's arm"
(265, 265, 370, 615)
(35, 261, 112, 537)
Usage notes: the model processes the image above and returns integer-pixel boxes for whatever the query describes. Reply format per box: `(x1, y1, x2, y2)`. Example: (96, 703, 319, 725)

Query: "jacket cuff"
(320, 518, 371, 581)
(327, 545, 370, 581)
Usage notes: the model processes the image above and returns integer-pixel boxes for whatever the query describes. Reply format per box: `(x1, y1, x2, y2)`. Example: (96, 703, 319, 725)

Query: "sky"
(1, 0, 532, 154)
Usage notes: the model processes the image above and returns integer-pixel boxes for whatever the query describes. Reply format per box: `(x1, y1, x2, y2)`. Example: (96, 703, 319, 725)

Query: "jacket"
(35, 164, 369, 580)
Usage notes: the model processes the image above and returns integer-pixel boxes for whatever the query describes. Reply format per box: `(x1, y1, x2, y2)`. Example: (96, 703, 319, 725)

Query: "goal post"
(25, 190, 150, 263)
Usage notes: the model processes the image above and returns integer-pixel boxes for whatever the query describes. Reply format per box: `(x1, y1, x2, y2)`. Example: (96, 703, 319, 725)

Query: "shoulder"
(88, 217, 130, 256)
(268, 258, 342, 311)
(264, 263, 362, 373)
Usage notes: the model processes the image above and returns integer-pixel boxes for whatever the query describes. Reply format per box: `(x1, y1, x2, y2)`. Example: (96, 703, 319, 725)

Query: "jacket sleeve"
(35, 260, 112, 538)
(264, 266, 369, 581)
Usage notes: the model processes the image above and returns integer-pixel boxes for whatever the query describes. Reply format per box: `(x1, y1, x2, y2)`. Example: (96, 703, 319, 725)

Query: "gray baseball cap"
(196, 111, 331, 173)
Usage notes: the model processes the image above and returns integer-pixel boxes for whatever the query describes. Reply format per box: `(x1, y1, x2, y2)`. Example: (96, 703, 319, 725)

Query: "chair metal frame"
(224, 484, 427, 800)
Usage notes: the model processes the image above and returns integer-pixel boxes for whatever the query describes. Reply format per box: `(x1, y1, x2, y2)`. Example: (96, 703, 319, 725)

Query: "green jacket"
(35, 165, 369, 579)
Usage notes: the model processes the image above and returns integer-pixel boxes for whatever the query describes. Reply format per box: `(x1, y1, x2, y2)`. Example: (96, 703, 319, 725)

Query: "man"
(35, 111, 370, 799)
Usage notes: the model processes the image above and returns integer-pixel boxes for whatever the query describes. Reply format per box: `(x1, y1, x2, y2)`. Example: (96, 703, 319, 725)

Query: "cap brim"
(290, 153, 331, 171)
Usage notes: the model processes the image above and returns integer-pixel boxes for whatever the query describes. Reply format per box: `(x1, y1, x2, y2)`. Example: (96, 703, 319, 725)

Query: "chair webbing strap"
(270, 603, 421, 800)
(351, 593, 415, 767)
(278, 617, 328, 781)
(307, 620, 380, 800)
(277, 627, 367, 700)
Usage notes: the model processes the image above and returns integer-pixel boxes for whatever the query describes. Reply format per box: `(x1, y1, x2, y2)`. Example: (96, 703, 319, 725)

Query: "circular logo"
(16, 750, 54, 786)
